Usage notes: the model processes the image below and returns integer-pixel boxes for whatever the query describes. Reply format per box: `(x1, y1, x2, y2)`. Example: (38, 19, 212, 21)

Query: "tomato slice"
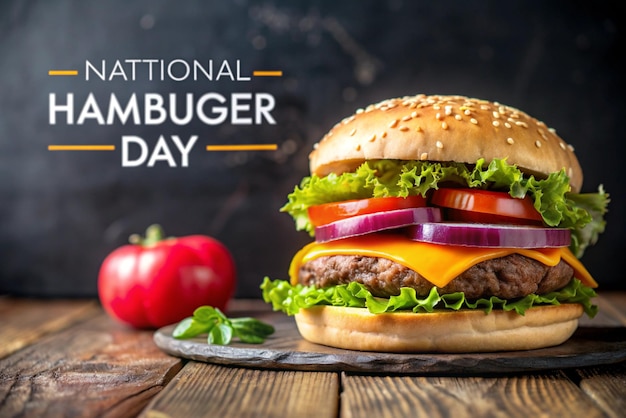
(430, 188, 544, 225)
(308, 195, 427, 227)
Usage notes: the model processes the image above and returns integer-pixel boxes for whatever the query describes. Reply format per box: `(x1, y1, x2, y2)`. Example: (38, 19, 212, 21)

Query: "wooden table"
(1, 294, 625, 418)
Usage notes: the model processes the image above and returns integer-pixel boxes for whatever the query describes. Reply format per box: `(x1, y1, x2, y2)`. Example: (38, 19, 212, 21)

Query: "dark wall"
(1, 0, 624, 298)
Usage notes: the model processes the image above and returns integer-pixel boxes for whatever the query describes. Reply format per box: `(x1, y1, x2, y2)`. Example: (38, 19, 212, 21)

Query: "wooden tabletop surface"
(1, 293, 625, 418)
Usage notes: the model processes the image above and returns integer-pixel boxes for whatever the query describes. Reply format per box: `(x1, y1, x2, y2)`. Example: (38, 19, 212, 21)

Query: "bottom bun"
(294, 304, 583, 353)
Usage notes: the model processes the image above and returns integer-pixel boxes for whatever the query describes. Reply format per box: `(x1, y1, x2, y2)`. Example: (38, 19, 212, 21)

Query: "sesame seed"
(492, 120, 500, 127)
(470, 118, 478, 125)
(516, 121, 529, 128)
(455, 114, 462, 120)
(368, 134, 376, 142)
(535, 140, 542, 148)
(388, 119, 399, 128)
(313, 143, 319, 149)
(464, 109, 472, 116)
(433, 104, 441, 110)
(436, 141, 444, 149)
(493, 111, 500, 119)
(480, 104, 490, 110)
(400, 126, 410, 132)
(411, 111, 418, 118)
(445, 105, 453, 116)
(568, 144, 575, 152)
(416, 125, 422, 132)
(381, 131, 388, 138)
(420, 152, 429, 160)
(506, 137, 514, 145)
(441, 121, 448, 130)
(504, 122, 512, 128)
(402, 115, 412, 121)
(559, 142, 566, 150)
(349, 128, 357, 136)
(356, 108, 364, 114)
(356, 144, 361, 151)
(435, 112, 442, 120)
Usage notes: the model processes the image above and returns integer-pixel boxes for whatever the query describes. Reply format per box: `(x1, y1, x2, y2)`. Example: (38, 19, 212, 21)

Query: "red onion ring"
(314, 207, 442, 243)
(406, 222, 571, 248)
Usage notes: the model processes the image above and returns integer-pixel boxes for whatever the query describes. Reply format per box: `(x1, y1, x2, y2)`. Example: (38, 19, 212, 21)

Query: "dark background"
(1, 0, 623, 298)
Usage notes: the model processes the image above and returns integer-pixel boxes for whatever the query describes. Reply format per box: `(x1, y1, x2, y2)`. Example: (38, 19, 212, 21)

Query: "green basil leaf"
(173, 305, 275, 345)
(235, 332, 266, 344)
(193, 306, 220, 322)
(173, 317, 211, 339)
(231, 318, 275, 337)
(212, 307, 230, 324)
(208, 323, 233, 345)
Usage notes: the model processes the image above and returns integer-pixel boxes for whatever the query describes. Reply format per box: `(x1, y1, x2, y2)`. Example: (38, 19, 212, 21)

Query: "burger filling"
(263, 159, 607, 318)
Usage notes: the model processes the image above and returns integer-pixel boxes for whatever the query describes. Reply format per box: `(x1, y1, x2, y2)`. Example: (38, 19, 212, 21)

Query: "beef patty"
(298, 254, 574, 299)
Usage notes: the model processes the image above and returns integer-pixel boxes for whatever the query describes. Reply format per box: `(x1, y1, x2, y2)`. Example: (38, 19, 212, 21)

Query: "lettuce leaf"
(567, 185, 609, 257)
(261, 277, 598, 318)
(281, 159, 609, 257)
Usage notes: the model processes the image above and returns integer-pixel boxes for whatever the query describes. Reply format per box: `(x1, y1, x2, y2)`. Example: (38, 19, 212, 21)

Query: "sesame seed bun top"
(309, 94, 583, 193)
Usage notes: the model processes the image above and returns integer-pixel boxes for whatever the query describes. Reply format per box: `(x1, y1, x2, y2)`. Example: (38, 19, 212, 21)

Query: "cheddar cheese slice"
(289, 234, 598, 289)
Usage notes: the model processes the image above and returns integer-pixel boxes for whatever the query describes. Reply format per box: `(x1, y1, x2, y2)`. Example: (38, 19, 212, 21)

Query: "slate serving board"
(154, 309, 626, 375)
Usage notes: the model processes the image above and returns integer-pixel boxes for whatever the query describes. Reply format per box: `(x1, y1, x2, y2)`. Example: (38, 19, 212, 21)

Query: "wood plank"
(0, 298, 101, 359)
(140, 362, 339, 418)
(341, 371, 607, 418)
(575, 362, 626, 418)
(574, 292, 626, 418)
(0, 312, 182, 418)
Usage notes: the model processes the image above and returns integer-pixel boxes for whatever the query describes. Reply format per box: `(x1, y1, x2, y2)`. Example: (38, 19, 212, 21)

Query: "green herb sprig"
(173, 306, 275, 345)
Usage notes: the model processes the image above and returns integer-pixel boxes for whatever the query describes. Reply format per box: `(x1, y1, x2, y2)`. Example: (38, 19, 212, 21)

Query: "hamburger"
(262, 94, 609, 353)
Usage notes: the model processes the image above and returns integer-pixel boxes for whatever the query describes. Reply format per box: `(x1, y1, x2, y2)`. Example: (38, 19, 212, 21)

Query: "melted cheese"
(289, 234, 598, 288)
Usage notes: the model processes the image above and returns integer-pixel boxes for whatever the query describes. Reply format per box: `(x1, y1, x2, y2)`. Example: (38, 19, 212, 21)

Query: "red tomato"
(98, 225, 236, 329)
(430, 188, 544, 225)
(308, 195, 427, 227)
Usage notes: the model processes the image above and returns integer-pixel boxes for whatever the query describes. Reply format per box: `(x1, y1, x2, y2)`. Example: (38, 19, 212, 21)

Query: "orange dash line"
(48, 70, 79, 76)
(48, 145, 115, 151)
(252, 70, 283, 77)
(206, 144, 278, 151)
